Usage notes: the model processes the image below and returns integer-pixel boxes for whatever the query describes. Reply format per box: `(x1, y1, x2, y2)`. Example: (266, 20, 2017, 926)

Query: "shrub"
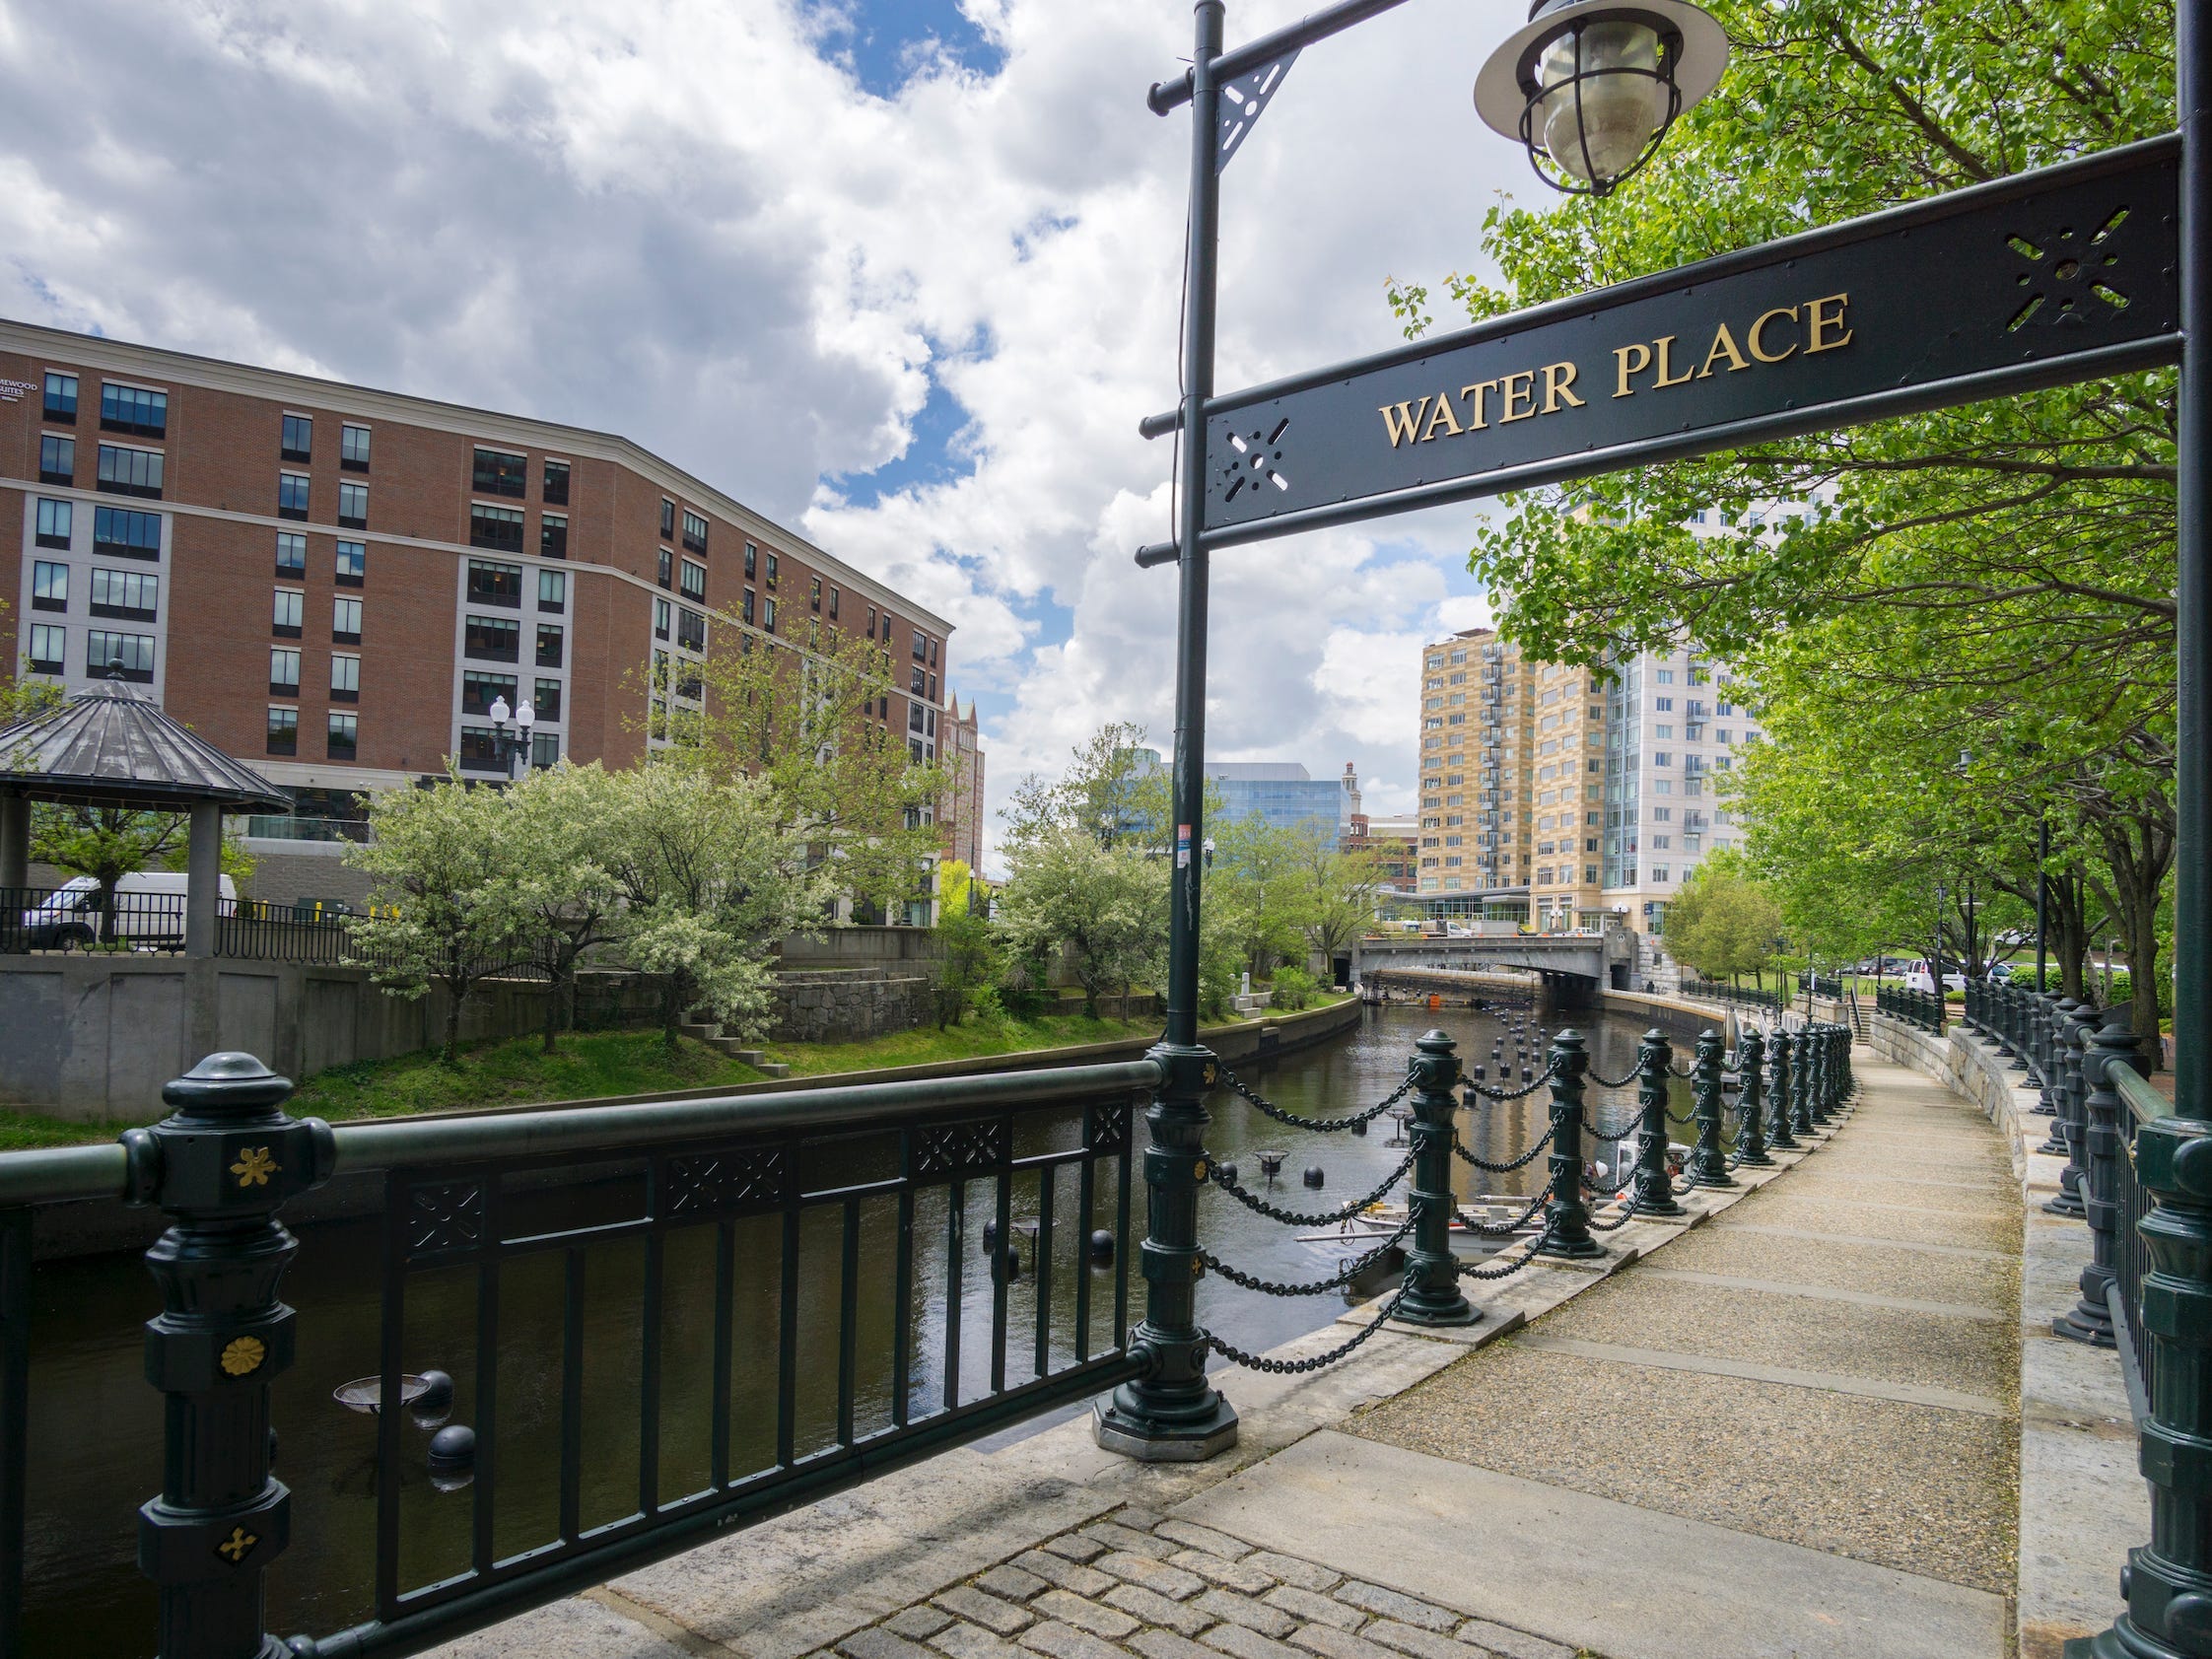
(1269, 965, 1318, 1010)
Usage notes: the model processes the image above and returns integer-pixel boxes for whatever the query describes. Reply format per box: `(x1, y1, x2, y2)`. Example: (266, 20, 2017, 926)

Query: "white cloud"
(0, 0, 1535, 869)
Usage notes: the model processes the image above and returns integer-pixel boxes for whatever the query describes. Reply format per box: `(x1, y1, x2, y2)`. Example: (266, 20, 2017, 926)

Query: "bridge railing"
(1680, 976, 1782, 1013)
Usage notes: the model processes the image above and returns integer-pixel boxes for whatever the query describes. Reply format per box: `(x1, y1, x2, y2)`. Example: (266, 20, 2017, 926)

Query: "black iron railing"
(1874, 983, 1946, 1032)
(1680, 976, 1782, 1012)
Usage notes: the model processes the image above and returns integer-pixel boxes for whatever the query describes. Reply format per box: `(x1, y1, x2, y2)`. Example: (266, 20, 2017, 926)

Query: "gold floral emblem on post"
(220, 1336, 267, 1377)
(230, 1146, 279, 1189)
(216, 1526, 257, 1563)
(1203, 1063, 1217, 1086)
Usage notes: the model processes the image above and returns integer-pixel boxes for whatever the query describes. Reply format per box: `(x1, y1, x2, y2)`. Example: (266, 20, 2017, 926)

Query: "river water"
(17, 1002, 1677, 1655)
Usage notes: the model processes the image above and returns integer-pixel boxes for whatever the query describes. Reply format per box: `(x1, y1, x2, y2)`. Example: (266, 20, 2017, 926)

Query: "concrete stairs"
(680, 1015, 790, 1076)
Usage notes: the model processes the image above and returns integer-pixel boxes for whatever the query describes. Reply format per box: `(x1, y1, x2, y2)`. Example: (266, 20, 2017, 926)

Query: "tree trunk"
(543, 962, 562, 1054)
(2092, 809, 2175, 1071)
(442, 976, 464, 1068)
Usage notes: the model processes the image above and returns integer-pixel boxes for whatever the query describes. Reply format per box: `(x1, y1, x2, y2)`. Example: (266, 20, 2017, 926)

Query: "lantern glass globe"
(1537, 16, 1666, 185)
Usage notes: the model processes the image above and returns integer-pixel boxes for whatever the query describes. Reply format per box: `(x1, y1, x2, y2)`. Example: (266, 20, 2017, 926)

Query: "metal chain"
(1585, 1113, 1640, 1142)
(1208, 1149, 1416, 1227)
(1584, 1202, 1638, 1232)
(1587, 1066, 1642, 1089)
(1201, 1216, 1416, 1297)
(1453, 1228, 1557, 1279)
(1207, 1279, 1413, 1373)
(1583, 1163, 1634, 1197)
(1215, 1065, 1413, 1133)
(1454, 1186, 1550, 1236)
(1453, 1123, 1555, 1173)
(1465, 1062, 1558, 1102)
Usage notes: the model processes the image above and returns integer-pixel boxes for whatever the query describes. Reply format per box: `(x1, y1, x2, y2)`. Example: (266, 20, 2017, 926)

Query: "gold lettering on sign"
(1749, 307, 1800, 363)
(1651, 336, 1695, 388)
(1542, 361, 1586, 412)
(1461, 380, 1498, 429)
(1421, 396, 1463, 441)
(1379, 397, 1433, 448)
(1807, 292, 1853, 353)
(1498, 371, 1538, 423)
(1614, 343, 1652, 398)
(1697, 322, 1751, 378)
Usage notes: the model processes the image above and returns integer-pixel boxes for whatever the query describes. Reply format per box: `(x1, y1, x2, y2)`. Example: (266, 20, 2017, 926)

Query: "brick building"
(939, 689, 985, 871)
(1, 320, 965, 850)
(1416, 626, 1534, 912)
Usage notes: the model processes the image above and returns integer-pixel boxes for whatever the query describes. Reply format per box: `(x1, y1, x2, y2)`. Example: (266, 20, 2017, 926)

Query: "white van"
(17, 873, 239, 949)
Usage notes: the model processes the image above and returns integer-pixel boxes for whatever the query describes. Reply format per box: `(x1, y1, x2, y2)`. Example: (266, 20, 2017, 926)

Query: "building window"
(37, 435, 74, 485)
(741, 588, 755, 625)
(27, 624, 65, 675)
(331, 654, 360, 702)
(659, 498, 676, 539)
(87, 629, 155, 682)
(461, 670, 518, 716)
(537, 568, 567, 612)
(94, 506, 161, 560)
(42, 372, 77, 422)
(341, 423, 372, 470)
(99, 383, 167, 438)
(542, 459, 570, 505)
(745, 542, 757, 579)
(337, 481, 368, 529)
(680, 559, 706, 601)
(533, 677, 562, 722)
(676, 608, 706, 651)
(280, 414, 312, 462)
(32, 561, 68, 612)
(1654, 697, 1673, 711)
(276, 531, 307, 576)
(100, 443, 165, 498)
(272, 588, 304, 638)
(763, 596, 777, 633)
(827, 586, 840, 620)
(270, 647, 301, 694)
(1654, 725, 1673, 739)
(913, 630, 929, 661)
(466, 504, 523, 553)
(535, 623, 564, 667)
(466, 558, 524, 607)
(654, 597, 670, 640)
(681, 510, 708, 553)
(865, 604, 876, 637)
(540, 513, 568, 560)
(267, 707, 299, 756)
(327, 712, 358, 759)
(1652, 864, 1671, 882)
(336, 539, 366, 586)
(657, 547, 672, 589)
(531, 730, 561, 769)
(333, 595, 362, 644)
(809, 575, 822, 611)
(473, 447, 527, 498)
(35, 499, 72, 551)
(764, 553, 778, 588)
(90, 567, 158, 621)
(464, 614, 518, 661)
(457, 726, 501, 771)
(911, 665, 927, 697)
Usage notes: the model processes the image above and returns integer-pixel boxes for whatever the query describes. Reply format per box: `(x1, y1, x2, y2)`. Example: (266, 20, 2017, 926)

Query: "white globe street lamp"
(1474, 0, 1730, 197)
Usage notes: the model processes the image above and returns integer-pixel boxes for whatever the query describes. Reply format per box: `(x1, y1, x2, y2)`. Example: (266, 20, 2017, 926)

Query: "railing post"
(1765, 1029, 1800, 1152)
(2052, 1008, 2098, 1222)
(2067, 1108, 2212, 1659)
(1685, 1029, 1736, 1189)
(1397, 1030, 1478, 1327)
(1791, 1025, 1820, 1140)
(123, 1053, 334, 1659)
(1096, 1043, 1239, 1459)
(1733, 1028, 1772, 1166)
(2058, 1016, 2141, 1348)
(1629, 1028, 1685, 1216)
(2037, 998, 2079, 1152)
(1805, 1025, 1833, 1128)
(1536, 1030, 1603, 1260)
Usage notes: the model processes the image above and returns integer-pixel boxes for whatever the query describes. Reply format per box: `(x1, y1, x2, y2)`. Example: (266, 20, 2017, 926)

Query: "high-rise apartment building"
(1416, 627, 1533, 910)
(1528, 658, 1607, 925)
(1, 320, 966, 841)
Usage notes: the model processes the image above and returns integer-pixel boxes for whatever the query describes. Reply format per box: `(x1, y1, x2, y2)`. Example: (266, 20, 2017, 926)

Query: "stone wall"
(1867, 1011, 2042, 1177)
(768, 967, 936, 1044)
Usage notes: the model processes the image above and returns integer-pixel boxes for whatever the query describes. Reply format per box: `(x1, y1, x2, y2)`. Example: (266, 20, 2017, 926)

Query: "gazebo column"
(184, 800, 221, 958)
(0, 794, 27, 892)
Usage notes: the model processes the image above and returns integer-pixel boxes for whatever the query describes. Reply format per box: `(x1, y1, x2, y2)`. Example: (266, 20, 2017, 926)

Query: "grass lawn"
(768, 1009, 1156, 1077)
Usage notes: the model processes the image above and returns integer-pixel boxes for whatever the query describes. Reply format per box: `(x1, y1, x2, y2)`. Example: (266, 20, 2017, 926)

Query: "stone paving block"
(1261, 1587, 1364, 1632)
(1204, 1624, 1306, 1659)
(1333, 1582, 1458, 1633)
(1169, 1549, 1279, 1595)
(979, 1566, 1051, 1603)
(1154, 1519, 1256, 1559)
(844, 1628, 938, 1659)
(1287, 1624, 1402, 1659)
(1107, 1584, 1215, 1636)
(1021, 1623, 1133, 1659)
(935, 1586, 1036, 1635)
(1132, 1631, 1216, 1659)
(933, 1624, 1025, 1659)
(1244, 1553, 1342, 1594)
(1193, 1588, 1299, 1638)
(1033, 1590, 1141, 1640)
(1087, 1523, 1181, 1560)
(1098, 1552, 1208, 1600)
(1451, 1620, 1574, 1659)
(889, 1609, 957, 1640)
(1113, 1506, 1168, 1530)
(1040, 1536, 1110, 1564)
(1017, 1553, 1119, 1598)
(1362, 1621, 1497, 1659)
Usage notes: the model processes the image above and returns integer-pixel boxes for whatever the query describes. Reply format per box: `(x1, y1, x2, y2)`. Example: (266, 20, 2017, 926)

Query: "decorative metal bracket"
(1217, 51, 1298, 173)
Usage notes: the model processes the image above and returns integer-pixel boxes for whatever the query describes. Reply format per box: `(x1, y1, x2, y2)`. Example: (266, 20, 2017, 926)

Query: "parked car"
(15, 872, 238, 949)
(1985, 961, 2015, 982)
(1902, 958, 1967, 995)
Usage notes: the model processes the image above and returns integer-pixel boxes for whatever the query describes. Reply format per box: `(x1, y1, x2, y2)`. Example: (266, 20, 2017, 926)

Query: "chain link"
(1465, 1062, 1558, 1103)
(1207, 1279, 1413, 1373)
(1201, 1216, 1416, 1297)
(1216, 1065, 1413, 1133)
(1208, 1149, 1416, 1227)
(1454, 1186, 1551, 1237)
(1453, 1228, 1557, 1279)
(1584, 1201, 1638, 1232)
(1453, 1123, 1555, 1173)
(1587, 1066, 1642, 1089)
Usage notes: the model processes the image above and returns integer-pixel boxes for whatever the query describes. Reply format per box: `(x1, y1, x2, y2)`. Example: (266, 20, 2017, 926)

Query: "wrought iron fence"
(1874, 983, 1945, 1032)
(1679, 976, 1782, 1012)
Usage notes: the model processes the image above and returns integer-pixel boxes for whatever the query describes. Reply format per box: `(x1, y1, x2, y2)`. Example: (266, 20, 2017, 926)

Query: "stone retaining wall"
(769, 967, 937, 1044)
(1867, 1012, 2040, 1177)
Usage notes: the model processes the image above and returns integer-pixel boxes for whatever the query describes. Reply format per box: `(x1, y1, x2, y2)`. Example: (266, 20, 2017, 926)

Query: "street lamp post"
(485, 695, 536, 783)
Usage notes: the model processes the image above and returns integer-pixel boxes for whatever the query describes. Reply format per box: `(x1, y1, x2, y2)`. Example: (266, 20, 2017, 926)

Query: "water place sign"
(1193, 135, 2179, 550)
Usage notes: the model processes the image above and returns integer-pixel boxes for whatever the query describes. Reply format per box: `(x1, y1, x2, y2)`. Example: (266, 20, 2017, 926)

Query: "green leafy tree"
(30, 807, 255, 944)
(1287, 821, 1389, 969)
(502, 762, 629, 1052)
(933, 859, 1001, 1028)
(1209, 813, 1307, 981)
(993, 824, 1165, 1018)
(347, 774, 526, 1066)
(1662, 850, 1784, 987)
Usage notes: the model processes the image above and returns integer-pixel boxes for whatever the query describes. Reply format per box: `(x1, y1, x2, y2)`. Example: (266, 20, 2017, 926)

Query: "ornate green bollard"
(2056, 1017, 2140, 1348)
(1733, 1029, 1773, 1166)
(2037, 998, 2082, 1152)
(1629, 1028, 1685, 1217)
(1685, 1029, 1736, 1189)
(2049, 1008, 2096, 1222)
(1397, 1030, 1479, 1327)
(1765, 1030, 1800, 1152)
(123, 1053, 335, 1659)
(1790, 1026, 1820, 1140)
(2067, 1110, 2212, 1659)
(1535, 1030, 1603, 1260)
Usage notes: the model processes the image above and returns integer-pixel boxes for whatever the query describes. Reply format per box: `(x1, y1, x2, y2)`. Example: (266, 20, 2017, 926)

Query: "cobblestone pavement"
(831, 1508, 1578, 1659)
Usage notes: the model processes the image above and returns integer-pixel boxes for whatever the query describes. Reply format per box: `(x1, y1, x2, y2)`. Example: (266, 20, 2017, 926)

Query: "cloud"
(0, 0, 1533, 868)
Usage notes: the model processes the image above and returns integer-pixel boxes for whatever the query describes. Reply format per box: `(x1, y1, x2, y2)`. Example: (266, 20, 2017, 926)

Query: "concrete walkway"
(431, 1053, 2032, 1659)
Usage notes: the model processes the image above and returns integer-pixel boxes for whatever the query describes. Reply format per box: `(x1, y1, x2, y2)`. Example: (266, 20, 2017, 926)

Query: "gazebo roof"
(0, 676, 290, 812)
